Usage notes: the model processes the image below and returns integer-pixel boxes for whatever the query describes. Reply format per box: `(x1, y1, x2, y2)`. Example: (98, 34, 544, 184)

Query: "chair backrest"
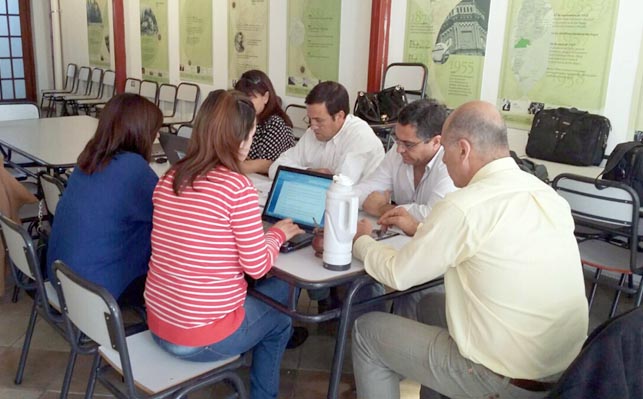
(382, 62, 428, 101)
(552, 173, 641, 272)
(0, 212, 36, 280)
(140, 80, 158, 103)
(39, 173, 65, 217)
(157, 83, 178, 117)
(174, 83, 200, 122)
(285, 104, 308, 139)
(98, 70, 116, 100)
(123, 77, 141, 94)
(0, 103, 39, 121)
(74, 66, 92, 96)
(176, 124, 193, 139)
(62, 63, 78, 91)
(53, 260, 137, 396)
(86, 68, 104, 97)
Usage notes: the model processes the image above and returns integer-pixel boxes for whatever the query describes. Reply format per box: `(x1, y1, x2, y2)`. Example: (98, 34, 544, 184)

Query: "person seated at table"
(353, 98, 456, 320)
(234, 69, 296, 174)
(144, 89, 303, 399)
(46, 93, 162, 308)
(268, 80, 384, 184)
(351, 101, 589, 399)
(355, 98, 455, 220)
(268, 80, 386, 313)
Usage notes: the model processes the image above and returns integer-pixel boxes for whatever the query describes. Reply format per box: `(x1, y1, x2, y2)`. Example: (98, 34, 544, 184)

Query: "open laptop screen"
(262, 166, 333, 231)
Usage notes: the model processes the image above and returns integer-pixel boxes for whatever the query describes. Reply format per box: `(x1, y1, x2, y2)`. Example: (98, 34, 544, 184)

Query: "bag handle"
(598, 142, 643, 179)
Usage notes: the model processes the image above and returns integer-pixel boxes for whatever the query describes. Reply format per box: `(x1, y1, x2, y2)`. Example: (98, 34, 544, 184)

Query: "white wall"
(388, 0, 643, 152)
(43, 1, 643, 152)
(31, 0, 54, 96)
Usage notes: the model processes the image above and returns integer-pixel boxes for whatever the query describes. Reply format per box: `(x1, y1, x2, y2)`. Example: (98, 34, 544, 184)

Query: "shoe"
(317, 293, 342, 314)
(286, 326, 309, 349)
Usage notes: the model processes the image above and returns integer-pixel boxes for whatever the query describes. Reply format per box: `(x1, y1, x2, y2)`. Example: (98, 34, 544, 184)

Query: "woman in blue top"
(47, 93, 163, 307)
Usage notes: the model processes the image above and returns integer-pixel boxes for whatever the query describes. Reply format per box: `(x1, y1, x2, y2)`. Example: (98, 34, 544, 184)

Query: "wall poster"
(498, 0, 619, 129)
(228, 0, 269, 87)
(86, 0, 111, 68)
(403, 0, 490, 109)
(179, 0, 213, 84)
(286, 0, 341, 97)
(140, 0, 169, 83)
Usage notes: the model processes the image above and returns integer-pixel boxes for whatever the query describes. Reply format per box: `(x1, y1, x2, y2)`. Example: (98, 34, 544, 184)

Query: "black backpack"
(600, 142, 643, 202)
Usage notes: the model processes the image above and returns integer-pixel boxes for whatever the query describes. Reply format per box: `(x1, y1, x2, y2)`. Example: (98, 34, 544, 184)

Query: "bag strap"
(599, 142, 643, 178)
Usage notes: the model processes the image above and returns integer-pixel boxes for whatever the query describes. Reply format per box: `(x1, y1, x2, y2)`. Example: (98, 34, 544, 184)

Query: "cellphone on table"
(370, 228, 400, 241)
(280, 232, 314, 253)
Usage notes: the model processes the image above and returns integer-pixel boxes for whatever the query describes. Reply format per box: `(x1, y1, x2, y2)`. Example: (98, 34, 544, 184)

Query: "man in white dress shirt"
(268, 81, 384, 184)
(355, 99, 456, 222)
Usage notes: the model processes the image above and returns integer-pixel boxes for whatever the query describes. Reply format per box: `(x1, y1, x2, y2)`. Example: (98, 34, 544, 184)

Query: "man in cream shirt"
(351, 101, 588, 399)
(268, 81, 384, 184)
(355, 99, 456, 222)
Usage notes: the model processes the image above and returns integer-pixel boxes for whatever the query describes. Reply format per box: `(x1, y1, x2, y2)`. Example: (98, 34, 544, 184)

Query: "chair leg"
(11, 285, 20, 303)
(609, 274, 627, 318)
(84, 352, 101, 399)
(15, 299, 38, 384)
(225, 373, 248, 399)
(587, 269, 601, 311)
(60, 347, 78, 399)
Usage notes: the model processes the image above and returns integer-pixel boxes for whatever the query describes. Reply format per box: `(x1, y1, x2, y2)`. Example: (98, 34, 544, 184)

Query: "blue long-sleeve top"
(47, 152, 158, 299)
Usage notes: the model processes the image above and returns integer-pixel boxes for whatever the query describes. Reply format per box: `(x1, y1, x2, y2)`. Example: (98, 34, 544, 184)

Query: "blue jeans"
(152, 277, 293, 399)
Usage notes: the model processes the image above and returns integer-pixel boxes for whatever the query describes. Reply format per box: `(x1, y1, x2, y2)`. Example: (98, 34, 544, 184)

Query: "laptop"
(158, 132, 189, 165)
(262, 166, 333, 252)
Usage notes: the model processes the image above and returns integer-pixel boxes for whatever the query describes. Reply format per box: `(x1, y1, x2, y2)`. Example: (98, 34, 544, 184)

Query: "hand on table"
(353, 218, 373, 243)
(273, 218, 305, 241)
(378, 207, 419, 236)
(362, 190, 394, 217)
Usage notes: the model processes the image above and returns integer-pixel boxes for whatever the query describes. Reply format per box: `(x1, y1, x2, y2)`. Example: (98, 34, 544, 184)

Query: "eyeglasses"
(391, 134, 428, 150)
(303, 115, 333, 127)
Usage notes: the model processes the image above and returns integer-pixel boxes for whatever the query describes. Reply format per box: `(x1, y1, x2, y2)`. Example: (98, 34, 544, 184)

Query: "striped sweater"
(144, 166, 286, 347)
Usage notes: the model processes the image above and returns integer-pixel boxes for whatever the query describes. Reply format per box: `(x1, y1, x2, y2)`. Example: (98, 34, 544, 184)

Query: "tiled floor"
(0, 275, 629, 399)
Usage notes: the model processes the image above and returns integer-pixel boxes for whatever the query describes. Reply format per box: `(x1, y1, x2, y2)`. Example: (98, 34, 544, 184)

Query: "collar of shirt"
(468, 157, 518, 185)
(328, 114, 354, 145)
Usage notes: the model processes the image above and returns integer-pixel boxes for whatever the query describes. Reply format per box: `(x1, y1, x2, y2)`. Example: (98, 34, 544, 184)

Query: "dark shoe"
(286, 326, 309, 349)
(317, 294, 342, 314)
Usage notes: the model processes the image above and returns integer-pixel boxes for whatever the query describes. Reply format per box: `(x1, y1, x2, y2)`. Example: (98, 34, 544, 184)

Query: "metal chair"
(47, 66, 91, 116)
(0, 213, 77, 399)
(40, 63, 77, 113)
(140, 80, 159, 104)
(382, 62, 429, 101)
(552, 173, 643, 318)
(162, 83, 200, 132)
(157, 83, 178, 117)
(285, 104, 308, 140)
(74, 70, 117, 115)
(94, 77, 143, 115)
(39, 173, 65, 222)
(58, 67, 104, 115)
(53, 260, 248, 399)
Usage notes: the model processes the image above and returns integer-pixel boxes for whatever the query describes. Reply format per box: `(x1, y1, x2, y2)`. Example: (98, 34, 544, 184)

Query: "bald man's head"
(443, 101, 509, 159)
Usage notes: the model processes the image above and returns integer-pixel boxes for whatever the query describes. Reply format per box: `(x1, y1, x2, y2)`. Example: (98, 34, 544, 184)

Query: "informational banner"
(228, 0, 269, 87)
(403, 0, 490, 108)
(140, 0, 169, 83)
(286, 0, 341, 97)
(178, 0, 213, 84)
(86, 0, 111, 68)
(498, 0, 619, 129)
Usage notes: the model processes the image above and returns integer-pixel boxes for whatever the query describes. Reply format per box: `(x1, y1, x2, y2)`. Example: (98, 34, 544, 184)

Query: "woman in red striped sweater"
(145, 90, 303, 399)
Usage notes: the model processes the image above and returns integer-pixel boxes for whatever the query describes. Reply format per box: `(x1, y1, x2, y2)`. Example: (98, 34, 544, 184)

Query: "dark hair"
(77, 93, 162, 174)
(305, 81, 349, 116)
(397, 99, 449, 140)
(234, 69, 293, 127)
(170, 89, 256, 195)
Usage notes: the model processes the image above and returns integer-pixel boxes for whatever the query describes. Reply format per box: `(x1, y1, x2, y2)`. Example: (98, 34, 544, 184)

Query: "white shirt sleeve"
(354, 148, 396, 208)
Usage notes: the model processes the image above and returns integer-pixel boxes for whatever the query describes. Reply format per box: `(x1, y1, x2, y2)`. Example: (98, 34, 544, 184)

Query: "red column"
(367, 0, 392, 92)
(112, 0, 126, 93)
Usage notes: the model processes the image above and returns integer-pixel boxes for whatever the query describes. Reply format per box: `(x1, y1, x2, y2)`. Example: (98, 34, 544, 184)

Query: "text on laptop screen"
(264, 169, 332, 228)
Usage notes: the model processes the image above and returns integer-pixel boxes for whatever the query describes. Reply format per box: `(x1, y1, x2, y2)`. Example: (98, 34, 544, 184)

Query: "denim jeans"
(153, 277, 293, 399)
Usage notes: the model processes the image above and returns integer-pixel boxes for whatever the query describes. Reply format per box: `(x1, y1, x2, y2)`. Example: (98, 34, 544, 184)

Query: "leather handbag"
(354, 85, 408, 124)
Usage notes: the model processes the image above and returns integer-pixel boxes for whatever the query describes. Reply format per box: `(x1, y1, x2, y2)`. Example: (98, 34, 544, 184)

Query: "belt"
(508, 378, 556, 392)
